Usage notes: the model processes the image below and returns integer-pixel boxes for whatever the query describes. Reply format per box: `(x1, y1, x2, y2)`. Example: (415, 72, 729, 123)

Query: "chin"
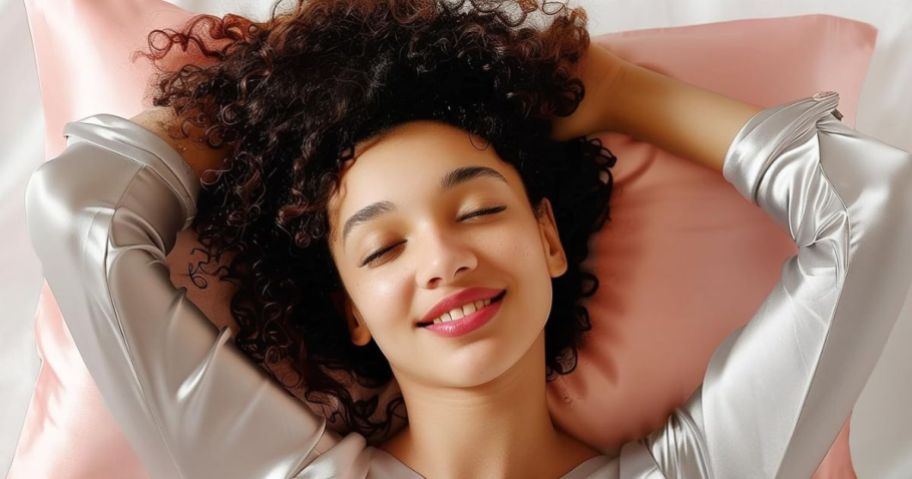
(448, 341, 535, 387)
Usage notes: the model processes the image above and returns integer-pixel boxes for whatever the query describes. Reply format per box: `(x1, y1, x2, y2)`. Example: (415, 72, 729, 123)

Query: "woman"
(23, 0, 912, 477)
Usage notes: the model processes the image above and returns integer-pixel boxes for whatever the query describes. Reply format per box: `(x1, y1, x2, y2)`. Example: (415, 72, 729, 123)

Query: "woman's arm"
(23, 114, 353, 478)
(550, 43, 762, 174)
(623, 94, 912, 477)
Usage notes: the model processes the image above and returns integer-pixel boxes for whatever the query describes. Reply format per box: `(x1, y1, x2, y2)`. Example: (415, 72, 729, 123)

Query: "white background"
(2, 0, 910, 477)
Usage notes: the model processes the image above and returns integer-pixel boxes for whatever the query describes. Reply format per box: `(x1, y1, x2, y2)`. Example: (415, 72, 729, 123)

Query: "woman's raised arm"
(550, 43, 762, 174)
(23, 113, 362, 478)
(615, 94, 912, 477)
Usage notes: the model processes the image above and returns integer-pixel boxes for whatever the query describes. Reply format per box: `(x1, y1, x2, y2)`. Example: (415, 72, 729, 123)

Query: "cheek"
(356, 277, 412, 331)
(356, 277, 419, 365)
(489, 221, 556, 318)
(486, 220, 551, 275)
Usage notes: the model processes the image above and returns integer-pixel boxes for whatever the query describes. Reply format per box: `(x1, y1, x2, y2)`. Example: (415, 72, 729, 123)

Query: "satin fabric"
(23, 92, 912, 478)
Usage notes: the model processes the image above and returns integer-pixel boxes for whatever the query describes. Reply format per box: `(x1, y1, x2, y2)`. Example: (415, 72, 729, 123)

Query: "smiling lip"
(418, 287, 506, 326)
(421, 292, 505, 338)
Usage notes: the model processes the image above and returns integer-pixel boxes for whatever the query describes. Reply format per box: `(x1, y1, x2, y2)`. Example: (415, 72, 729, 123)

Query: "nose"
(415, 227, 478, 288)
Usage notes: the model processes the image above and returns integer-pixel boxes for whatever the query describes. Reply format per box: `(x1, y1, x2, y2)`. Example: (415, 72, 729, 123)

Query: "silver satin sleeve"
(631, 91, 912, 478)
(23, 114, 357, 479)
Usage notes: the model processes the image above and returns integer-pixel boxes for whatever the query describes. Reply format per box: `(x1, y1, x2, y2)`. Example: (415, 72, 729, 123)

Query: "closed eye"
(460, 205, 507, 221)
(359, 205, 507, 267)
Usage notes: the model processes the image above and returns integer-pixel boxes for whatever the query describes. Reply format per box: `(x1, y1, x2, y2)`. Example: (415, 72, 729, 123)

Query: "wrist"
(593, 49, 631, 134)
(549, 43, 628, 141)
(605, 58, 763, 173)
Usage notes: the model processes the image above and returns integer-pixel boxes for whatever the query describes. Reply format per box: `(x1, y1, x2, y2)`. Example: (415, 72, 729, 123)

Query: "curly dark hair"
(133, 0, 618, 445)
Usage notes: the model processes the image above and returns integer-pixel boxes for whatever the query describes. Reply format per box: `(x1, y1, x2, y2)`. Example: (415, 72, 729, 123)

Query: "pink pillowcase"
(551, 14, 875, 457)
(11, 0, 876, 476)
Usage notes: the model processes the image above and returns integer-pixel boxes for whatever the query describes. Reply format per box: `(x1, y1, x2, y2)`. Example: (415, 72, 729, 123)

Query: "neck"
(379, 331, 599, 479)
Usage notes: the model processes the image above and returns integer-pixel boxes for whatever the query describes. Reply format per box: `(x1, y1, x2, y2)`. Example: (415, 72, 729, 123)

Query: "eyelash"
(360, 205, 507, 267)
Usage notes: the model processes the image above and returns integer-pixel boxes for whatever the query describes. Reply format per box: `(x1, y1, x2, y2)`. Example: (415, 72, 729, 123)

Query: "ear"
(536, 197, 568, 279)
(343, 296, 373, 347)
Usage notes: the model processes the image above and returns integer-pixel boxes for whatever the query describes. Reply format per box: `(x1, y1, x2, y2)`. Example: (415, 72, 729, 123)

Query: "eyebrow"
(341, 165, 508, 245)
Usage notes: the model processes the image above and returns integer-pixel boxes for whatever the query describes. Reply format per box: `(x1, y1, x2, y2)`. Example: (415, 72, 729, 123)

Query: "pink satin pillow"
(12, 0, 876, 476)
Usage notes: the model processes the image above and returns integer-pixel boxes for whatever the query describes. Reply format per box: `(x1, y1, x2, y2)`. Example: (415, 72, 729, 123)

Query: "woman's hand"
(130, 107, 232, 181)
(551, 42, 763, 174)
(549, 43, 628, 142)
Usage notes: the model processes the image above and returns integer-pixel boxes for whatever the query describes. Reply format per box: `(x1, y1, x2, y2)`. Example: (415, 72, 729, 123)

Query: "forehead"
(327, 120, 516, 240)
(350, 120, 492, 165)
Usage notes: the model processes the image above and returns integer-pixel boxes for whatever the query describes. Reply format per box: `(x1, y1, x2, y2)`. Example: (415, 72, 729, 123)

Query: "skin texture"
(324, 120, 602, 478)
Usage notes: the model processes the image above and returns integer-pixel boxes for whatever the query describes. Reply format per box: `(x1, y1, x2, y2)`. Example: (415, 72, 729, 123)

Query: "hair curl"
(134, 0, 618, 445)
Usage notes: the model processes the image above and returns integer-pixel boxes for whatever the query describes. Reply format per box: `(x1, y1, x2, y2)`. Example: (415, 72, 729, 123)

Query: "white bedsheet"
(2, 0, 909, 476)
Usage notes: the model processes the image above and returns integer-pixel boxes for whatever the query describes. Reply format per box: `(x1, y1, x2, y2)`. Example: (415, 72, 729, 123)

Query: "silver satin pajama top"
(24, 92, 912, 478)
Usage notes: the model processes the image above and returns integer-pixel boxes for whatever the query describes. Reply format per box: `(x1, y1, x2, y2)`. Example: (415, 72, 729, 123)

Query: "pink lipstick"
(420, 290, 506, 338)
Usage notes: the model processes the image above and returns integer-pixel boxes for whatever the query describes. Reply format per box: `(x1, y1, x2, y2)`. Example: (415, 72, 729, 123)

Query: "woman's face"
(326, 120, 567, 388)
